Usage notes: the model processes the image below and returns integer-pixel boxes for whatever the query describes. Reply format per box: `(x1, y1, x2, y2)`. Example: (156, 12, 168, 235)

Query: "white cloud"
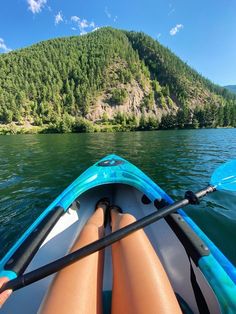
(55, 11, 63, 25)
(71, 16, 96, 35)
(27, 0, 47, 14)
(170, 24, 183, 36)
(105, 7, 111, 19)
(92, 27, 100, 32)
(71, 27, 77, 31)
(71, 16, 80, 23)
(157, 33, 161, 40)
(80, 19, 89, 28)
(90, 21, 95, 28)
(0, 38, 12, 53)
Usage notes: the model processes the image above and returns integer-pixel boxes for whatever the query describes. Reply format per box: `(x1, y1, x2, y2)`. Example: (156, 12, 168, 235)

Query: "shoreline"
(0, 123, 235, 135)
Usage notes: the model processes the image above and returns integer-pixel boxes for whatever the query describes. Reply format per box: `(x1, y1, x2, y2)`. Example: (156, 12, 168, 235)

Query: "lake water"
(0, 129, 235, 265)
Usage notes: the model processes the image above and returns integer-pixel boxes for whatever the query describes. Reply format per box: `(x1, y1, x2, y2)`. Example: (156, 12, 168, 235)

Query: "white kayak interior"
(2, 184, 220, 314)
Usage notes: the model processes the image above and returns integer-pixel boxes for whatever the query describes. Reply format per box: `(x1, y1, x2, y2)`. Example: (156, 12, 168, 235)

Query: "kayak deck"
(1, 183, 221, 314)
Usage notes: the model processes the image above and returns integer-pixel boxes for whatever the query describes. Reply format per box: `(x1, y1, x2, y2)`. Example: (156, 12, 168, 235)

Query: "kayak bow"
(0, 154, 235, 313)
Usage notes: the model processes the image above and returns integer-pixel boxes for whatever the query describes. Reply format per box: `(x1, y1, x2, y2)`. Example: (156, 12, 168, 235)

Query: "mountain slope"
(0, 27, 235, 133)
(224, 85, 236, 94)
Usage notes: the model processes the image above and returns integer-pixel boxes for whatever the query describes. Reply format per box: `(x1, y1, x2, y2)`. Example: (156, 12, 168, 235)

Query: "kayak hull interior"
(1, 183, 221, 314)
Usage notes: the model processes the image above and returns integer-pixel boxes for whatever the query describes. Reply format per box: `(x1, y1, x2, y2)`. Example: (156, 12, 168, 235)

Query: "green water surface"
(0, 129, 235, 265)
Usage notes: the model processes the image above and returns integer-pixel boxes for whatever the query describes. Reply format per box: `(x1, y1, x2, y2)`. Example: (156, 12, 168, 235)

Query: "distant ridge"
(224, 85, 236, 94)
(0, 27, 235, 133)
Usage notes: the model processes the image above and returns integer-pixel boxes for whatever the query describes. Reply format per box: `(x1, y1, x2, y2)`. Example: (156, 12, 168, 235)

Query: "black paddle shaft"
(0, 186, 214, 293)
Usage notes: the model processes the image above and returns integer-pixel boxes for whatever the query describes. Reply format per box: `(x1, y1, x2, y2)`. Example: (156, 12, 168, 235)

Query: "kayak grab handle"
(4, 206, 64, 275)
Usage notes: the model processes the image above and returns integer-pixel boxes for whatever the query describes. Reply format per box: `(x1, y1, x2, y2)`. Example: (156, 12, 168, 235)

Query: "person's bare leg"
(39, 206, 105, 314)
(111, 208, 181, 314)
(0, 277, 12, 309)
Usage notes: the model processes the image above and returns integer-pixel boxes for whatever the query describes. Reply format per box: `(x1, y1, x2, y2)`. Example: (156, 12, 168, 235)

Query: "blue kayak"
(0, 154, 235, 313)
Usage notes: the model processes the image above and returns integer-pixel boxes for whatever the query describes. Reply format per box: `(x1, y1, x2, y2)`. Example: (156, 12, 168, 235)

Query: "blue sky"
(0, 0, 235, 86)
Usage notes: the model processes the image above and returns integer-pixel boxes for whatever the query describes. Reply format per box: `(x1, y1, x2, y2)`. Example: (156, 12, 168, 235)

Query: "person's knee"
(72, 224, 101, 248)
(118, 213, 136, 228)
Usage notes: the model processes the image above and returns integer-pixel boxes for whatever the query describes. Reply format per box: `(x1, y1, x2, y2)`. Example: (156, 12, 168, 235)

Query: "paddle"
(0, 159, 236, 294)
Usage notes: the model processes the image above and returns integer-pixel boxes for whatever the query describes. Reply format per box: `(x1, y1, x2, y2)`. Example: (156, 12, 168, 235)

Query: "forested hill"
(0, 27, 235, 134)
(225, 85, 236, 94)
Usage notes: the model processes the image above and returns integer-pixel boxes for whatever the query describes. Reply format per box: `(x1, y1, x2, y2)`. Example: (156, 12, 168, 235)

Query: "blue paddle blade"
(210, 159, 236, 192)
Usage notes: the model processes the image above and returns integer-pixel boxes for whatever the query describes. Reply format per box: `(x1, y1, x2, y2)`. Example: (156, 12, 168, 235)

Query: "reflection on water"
(0, 129, 236, 264)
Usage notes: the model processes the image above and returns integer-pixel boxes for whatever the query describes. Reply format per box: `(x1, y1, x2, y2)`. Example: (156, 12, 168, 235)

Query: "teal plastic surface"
(0, 154, 235, 312)
(199, 255, 236, 313)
